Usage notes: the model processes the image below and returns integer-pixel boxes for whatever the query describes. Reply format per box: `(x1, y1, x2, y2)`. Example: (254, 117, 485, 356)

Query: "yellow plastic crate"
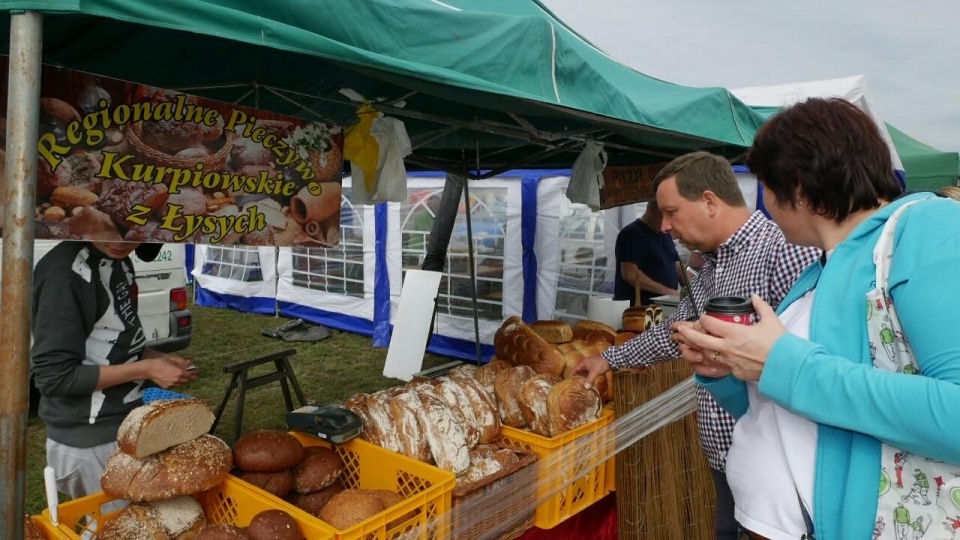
(282, 433, 456, 540)
(34, 476, 336, 539)
(498, 407, 615, 529)
(604, 405, 617, 493)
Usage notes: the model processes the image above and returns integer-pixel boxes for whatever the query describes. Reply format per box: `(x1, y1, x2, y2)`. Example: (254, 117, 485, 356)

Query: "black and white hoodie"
(31, 242, 147, 447)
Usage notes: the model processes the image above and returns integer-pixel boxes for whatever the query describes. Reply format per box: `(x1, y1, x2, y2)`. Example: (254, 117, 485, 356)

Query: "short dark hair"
(653, 151, 746, 207)
(746, 98, 902, 223)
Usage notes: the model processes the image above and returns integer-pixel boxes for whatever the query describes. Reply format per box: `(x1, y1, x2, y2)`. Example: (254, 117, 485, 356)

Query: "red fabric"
(517, 494, 617, 540)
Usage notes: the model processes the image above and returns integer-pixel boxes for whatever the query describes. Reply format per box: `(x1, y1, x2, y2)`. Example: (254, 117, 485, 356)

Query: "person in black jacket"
(31, 240, 198, 499)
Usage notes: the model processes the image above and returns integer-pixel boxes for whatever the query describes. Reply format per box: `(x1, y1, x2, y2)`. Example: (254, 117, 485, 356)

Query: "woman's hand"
(143, 354, 198, 388)
(677, 294, 786, 382)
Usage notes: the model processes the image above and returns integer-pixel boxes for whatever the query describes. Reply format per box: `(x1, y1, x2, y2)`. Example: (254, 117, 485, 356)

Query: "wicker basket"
(452, 445, 538, 540)
(125, 122, 235, 170)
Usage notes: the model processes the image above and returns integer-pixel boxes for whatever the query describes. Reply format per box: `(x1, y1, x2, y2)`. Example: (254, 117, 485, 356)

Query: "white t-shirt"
(725, 289, 818, 539)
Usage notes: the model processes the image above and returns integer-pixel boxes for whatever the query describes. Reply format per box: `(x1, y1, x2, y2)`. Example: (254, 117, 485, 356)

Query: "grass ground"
(24, 293, 455, 515)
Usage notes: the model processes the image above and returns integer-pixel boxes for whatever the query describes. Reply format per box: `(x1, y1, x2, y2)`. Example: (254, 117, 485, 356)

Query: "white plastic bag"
(565, 140, 607, 210)
(351, 116, 411, 204)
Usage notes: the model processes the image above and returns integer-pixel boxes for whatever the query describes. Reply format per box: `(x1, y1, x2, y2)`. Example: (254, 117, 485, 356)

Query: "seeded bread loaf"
(96, 496, 205, 540)
(233, 430, 304, 472)
(195, 524, 250, 539)
(117, 398, 215, 459)
(493, 317, 565, 376)
(529, 320, 573, 344)
(101, 435, 232, 502)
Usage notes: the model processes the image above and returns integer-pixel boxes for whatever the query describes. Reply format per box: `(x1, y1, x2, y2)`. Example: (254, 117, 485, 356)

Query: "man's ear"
(701, 190, 720, 216)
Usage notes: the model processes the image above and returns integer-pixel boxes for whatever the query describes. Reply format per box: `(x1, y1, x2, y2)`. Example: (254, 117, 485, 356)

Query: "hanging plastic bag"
(566, 140, 608, 211)
(352, 116, 411, 204)
(343, 104, 381, 194)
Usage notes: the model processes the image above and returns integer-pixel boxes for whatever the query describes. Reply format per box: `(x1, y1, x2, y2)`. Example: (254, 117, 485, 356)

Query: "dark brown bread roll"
(234, 469, 294, 499)
(233, 430, 304, 472)
(288, 480, 345, 517)
(292, 446, 343, 494)
(101, 435, 232, 502)
(246, 509, 301, 540)
(318, 489, 387, 530)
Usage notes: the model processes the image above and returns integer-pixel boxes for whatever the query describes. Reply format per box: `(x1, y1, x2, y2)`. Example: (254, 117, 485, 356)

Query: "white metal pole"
(1, 10, 42, 539)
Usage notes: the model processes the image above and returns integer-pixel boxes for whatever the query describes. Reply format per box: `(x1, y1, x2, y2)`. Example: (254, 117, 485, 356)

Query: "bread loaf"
(343, 393, 382, 447)
(475, 359, 511, 396)
(518, 374, 562, 436)
(530, 321, 573, 344)
(292, 446, 342, 494)
(493, 317, 565, 376)
(621, 315, 646, 333)
(584, 328, 616, 345)
(614, 332, 638, 345)
(288, 480, 345, 517)
(233, 430, 304, 472)
(195, 524, 250, 539)
(319, 489, 387, 530)
(457, 458, 502, 492)
(387, 390, 431, 462)
(555, 339, 588, 355)
(364, 391, 402, 453)
(414, 390, 470, 474)
(235, 469, 293, 499)
(547, 377, 602, 437)
(101, 435, 232, 502)
(450, 375, 501, 444)
(247, 509, 301, 540)
(118, 398, 215, 459)
(572, 320, 617, 341)
(97, 496, 205, 540)
(494, 365, 537, 428)
(447, 364, 479, 379)
(432, 377, 481, 448)
(561, 342, 610, 378)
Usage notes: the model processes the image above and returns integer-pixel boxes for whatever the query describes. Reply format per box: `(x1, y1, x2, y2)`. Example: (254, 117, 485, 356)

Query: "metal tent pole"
(1, 10, 42, 539)
(463, 145, 482, 364)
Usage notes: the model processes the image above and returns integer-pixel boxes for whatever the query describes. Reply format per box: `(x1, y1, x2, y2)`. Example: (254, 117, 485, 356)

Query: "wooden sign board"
(599, 163, 669, 209)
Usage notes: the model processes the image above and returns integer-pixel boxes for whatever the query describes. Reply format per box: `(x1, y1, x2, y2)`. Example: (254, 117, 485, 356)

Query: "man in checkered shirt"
(577, 151, 820, 540)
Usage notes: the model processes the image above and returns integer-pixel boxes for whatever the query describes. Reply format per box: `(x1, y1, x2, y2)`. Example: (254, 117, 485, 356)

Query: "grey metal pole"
(464, 145, 482, 364)
(1, 10, 42, 539)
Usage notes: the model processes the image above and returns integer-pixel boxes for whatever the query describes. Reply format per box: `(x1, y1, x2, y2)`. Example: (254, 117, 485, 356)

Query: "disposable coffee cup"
(705, 296, 754, 326)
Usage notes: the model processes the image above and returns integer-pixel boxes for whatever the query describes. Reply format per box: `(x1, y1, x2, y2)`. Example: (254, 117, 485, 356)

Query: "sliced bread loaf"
(118, 398, 215, 459)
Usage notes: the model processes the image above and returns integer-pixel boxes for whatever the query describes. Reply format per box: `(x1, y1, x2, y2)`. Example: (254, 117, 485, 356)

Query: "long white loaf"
(414, 391, 470, 474)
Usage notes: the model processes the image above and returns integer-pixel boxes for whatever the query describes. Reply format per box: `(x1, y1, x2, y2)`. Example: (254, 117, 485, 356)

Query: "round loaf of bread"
(101, 435, 232, 502)
(233, 430, 304, 472)
(195, 524, 250, 539)
(319, 489, 387, 530)
(292, 446, 343, 494)
(247, 509, 301, 540)
(96, 496, 206, 540)
(494, 365, 537, 428)
(235, 469, 294, 499)
(117, 398, 216, 460)
(288, 480, 345, 517)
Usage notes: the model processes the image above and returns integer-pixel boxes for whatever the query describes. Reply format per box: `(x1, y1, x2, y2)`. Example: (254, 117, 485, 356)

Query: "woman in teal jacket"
(676, 99, 960, 540)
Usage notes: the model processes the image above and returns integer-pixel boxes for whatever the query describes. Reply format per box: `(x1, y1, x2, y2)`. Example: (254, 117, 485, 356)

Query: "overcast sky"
(541, 0, 960, 152)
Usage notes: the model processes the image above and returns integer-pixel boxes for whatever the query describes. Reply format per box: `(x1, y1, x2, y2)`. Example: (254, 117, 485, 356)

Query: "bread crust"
(494, 365, 537, 428)
(387, 390, 432, 462)
(102, 435, 232, 502)
(449, 375, 501, 444)
(547, 377, 602, 437)
(518, 374, 562, 436)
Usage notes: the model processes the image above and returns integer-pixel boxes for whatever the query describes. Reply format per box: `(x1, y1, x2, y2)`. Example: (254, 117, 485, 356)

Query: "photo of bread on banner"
(96, 398, 230, 539)
(20, 60, 345, 248)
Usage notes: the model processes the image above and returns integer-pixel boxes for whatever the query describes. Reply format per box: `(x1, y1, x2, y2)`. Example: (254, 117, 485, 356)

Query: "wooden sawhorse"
(211, 348, 307, 441)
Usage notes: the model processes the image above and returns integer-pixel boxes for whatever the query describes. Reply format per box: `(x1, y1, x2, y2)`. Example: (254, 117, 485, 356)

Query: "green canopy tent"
(0, 3, 767, 531)
(886, 123, 959, 191)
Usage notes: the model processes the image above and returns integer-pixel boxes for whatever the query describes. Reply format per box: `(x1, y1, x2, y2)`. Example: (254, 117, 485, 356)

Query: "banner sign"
(599, 163, 668, 209)
(0, 57, 344, 247)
